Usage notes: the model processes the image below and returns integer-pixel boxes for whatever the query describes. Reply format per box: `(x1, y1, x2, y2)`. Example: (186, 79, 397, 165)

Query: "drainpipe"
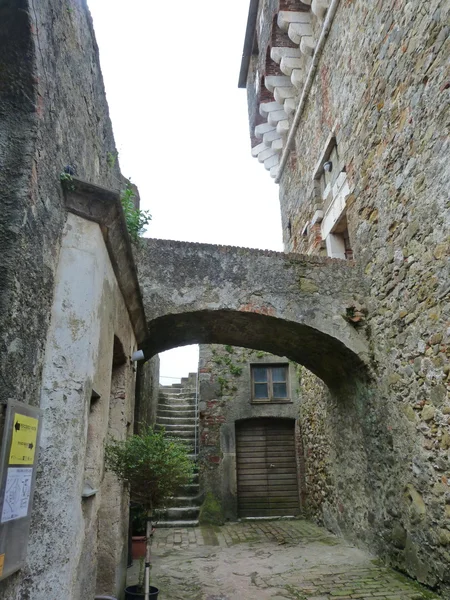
(275, 0, 341, 184)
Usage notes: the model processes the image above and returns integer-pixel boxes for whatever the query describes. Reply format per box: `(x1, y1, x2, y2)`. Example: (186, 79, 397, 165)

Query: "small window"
(251, 365, 289, 402)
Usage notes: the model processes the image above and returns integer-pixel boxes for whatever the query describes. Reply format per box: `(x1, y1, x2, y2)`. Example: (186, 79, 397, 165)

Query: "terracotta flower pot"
(131, 536, 146, 560)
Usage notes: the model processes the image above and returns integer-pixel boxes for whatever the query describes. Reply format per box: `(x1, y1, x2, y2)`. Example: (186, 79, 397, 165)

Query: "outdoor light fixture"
(131, 350, 145, 362)
(323, 161, 333, 172)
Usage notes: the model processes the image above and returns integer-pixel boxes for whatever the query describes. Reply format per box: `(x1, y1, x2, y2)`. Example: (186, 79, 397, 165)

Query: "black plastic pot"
(124, 585, 159, 599)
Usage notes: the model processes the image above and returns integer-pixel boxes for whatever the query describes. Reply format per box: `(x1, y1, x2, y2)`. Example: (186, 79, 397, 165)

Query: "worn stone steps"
(158, 409, 196, 417)
(156, 381, 201, 528)
(161, 506, 200, 520)
(158, 416, 198, 425)
(167, 495, 200, 507)
(156, 519, 199, 528)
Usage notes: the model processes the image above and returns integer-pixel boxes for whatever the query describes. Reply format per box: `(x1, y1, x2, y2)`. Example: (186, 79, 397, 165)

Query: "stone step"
(159, 389, 196, 396)
(156, 416, 198, 429)
(183, 483, 200, 494)
(162, 429, 196, 438)
(161, 506, 200, 520)
(159, 394, 195, 399)
(157, 409, 197, 418)
(158, 402, 196, 408)
(157, 405, 197, 411)
(156, 519, 199, 528)
(167, 495, 201, 507)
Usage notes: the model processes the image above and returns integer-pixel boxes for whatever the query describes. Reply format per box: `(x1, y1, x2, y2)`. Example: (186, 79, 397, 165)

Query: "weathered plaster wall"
(198, 345, 303, 522)
(0, 3, 137, 597)
(1, 214, 137, 599)
(0, 0, 123, 411)
(266, 0, 450, 594)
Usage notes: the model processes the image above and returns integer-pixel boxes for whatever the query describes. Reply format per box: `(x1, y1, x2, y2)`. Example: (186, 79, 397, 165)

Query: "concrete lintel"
(265, 75, 292, 92)
(272, 138, 284, 152)
(312, 0, 330, 20)
(278, 11, 312, 31)
(255, 123, 276, 138)
(291, 69, 305, 88)
(264, 153, 279, 170)
(274, 86, 297, 103)
(277, 119, 290, 134)
(280, 56, 303, 77)
(260, 101, 284, 116)
(63, 177, 148, 343)
(268, 109, 288, 126)
(263, 129, 282, 145)
(300, 36, 316, 55)
(270, 165, 279, 178)
(271, 46, 302, 64)
(251, 142, 267, 157)
(288, 21, 313, 45)
(258, 147, 277, 163)
(284, 98, 298, 115)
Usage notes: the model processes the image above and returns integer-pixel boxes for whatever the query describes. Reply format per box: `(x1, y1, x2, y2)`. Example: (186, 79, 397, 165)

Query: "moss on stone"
(199, 492, 225, 526)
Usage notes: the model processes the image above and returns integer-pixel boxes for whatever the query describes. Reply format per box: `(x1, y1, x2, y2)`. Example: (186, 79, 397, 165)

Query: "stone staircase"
(156, 373, 201, 527)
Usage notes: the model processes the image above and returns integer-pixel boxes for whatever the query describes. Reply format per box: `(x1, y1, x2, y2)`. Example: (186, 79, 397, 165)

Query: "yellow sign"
(0, 554, 4, 577)
(9, 414, 38, 465)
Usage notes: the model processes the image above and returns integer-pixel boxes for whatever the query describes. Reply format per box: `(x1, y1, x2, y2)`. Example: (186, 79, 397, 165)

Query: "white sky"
(87, 0, 283, 383)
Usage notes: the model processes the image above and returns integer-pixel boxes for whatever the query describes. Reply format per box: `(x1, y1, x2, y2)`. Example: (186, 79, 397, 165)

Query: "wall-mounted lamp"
(131, 350, 145, 362)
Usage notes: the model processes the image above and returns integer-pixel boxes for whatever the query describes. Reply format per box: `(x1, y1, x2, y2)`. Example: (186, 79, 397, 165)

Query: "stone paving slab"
(128, 520, 440, 600)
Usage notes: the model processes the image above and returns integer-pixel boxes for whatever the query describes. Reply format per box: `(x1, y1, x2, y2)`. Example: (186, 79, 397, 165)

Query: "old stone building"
(240, 0, 450, 595)
(0, 0, 449, 598)
(0, 2, 153, 599)
(198, 345, 305, 523)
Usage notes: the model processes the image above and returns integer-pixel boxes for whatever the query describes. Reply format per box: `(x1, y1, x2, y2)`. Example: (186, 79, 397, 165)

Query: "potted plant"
(105, 426, 194, 600)
(130, 504, 147, 560)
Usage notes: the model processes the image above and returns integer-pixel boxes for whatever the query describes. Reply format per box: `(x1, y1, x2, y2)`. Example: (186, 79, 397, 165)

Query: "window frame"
(250, 364, 290, 403)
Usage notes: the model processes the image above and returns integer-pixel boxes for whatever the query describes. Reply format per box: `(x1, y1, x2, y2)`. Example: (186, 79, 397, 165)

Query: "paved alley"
(128, 520, 439, 599)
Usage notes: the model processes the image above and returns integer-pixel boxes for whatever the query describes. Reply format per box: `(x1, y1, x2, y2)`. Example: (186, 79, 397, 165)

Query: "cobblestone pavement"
(128, 519, 440, 599)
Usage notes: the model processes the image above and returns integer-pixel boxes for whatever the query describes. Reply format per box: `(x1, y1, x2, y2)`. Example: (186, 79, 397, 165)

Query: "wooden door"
(236, 418, 300, 517)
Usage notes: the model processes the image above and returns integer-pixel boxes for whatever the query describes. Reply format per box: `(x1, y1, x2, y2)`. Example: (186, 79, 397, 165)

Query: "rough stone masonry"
(242, 0, 449, 595)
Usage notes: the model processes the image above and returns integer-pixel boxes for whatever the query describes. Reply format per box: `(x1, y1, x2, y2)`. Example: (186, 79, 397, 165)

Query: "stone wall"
(0, 2, 142, 597)
(257, 0, 450, 594)
(0, 214, 138, 600)
(198, 345, 303, 522)
(0, 0, 123, 413)
(135, 355, 161, 431)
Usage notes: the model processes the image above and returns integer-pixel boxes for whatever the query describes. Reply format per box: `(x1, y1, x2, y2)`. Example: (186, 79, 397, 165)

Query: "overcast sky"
(88, 0, 283, 382)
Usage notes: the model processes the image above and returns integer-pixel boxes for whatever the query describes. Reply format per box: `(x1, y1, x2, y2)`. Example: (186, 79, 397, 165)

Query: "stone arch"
(137, 239, 370, 390)
(142, 309, 368, 389)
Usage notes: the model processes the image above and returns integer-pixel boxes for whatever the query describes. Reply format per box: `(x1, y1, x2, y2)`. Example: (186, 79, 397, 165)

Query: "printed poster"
(9, 414, 38, 465)
(1, 468, 33, 523)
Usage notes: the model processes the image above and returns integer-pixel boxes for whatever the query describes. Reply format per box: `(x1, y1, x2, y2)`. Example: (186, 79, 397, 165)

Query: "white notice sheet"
(1, 467, 33, 523)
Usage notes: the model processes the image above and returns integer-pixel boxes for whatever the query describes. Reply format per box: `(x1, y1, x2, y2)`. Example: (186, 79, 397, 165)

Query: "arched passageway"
(142, 310, 367, 389)
(137, 238, 371, 389)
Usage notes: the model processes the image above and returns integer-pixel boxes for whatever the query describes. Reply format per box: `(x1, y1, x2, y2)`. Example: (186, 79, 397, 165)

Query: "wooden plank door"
(236, 418, 299, 518)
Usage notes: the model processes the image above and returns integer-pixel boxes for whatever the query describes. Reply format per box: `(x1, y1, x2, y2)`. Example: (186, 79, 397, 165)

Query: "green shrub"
(120, 181, 151, 243)
(105, 426, 194, 511)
